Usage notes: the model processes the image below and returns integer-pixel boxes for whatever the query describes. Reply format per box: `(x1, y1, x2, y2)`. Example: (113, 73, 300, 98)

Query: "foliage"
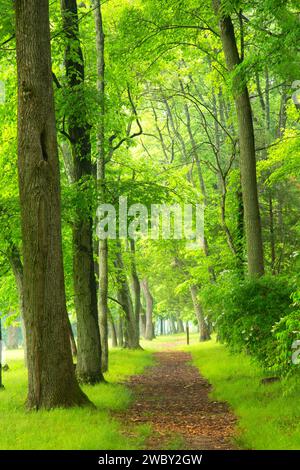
(201, 274, 299, 372)
(0, 0, 299, 423)
(272, 289, 300, 375)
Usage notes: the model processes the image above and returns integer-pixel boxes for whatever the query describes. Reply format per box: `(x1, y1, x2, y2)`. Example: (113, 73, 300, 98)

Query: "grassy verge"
(0, 348, 153, 450)
(188, 339, 300, 450)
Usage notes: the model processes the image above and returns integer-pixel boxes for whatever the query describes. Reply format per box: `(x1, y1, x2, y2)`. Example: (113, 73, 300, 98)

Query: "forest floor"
(3, 336, 300, 449)
(0, 348, 153, 450)
(117, 348, 236, 450)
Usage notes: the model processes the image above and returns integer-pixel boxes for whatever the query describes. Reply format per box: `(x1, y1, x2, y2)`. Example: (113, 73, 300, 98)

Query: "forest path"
(119, 350, 237, 450)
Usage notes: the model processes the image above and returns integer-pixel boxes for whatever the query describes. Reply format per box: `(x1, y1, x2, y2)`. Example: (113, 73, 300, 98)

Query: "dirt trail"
(119, 351, 237, 450)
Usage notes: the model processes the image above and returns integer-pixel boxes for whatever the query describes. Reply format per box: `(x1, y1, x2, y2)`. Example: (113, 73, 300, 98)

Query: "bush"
(201, 274, 299, 373)
(272, 290, 300, 375)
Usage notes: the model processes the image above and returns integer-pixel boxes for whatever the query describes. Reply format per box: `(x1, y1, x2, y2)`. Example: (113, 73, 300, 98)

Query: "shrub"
(272, 290, 300, 375)
(201, 274, 298, 372)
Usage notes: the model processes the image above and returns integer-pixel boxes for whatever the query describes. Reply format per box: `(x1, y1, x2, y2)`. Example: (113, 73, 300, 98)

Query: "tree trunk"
(276, 85, 288, 139)
(236, 186, 245, 275)
(186, 322, 190, 345)
(177, 318, 185, 333)
(129, 240, 141, 346)
(140, 312, 146, 337)
(15, 0, 90, 409)
(114, 247, 140, 349)
(71, 134, 103, 366)
(269, 192, 276, 274)
(118, 287, 137, 349)
(92, 0, 109, 373)
(108, 310, 118, 348)
(190, 285, 210, 342)
(141, 279, 154, 341)
(213, 0, 264, 277)
(169, 317, 177, 334)
(117, 315, 124, 348)
(67, 318, 77, 357)
(61, 0, 103, 384)
(8, 244, 27, 364)
(98, 239, 109, 370)
(160, 318, 164, 336)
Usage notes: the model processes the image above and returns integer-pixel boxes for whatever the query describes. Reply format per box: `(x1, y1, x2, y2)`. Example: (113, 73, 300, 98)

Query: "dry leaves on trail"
(117, 351, 237, 450)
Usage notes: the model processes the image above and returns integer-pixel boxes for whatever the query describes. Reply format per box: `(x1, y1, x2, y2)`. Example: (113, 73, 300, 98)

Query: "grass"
(141, 332, 200, 350)
(188, 339, 300, 450)
(3, 334, 300, 450)
(0, 348, 153, 450)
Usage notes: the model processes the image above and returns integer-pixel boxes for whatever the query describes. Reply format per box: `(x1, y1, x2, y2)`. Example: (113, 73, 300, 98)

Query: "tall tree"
(93, 0, 109, 372)
(129, 240, 141, 345)
(190, 285, 210, 342)
(212, 0, 264, 277)
(60, 0, 103, 384)
(114, 244, 140, 349)
(15, 0, 90, 408)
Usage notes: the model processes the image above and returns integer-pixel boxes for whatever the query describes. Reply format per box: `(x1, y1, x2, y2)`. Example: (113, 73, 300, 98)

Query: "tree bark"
(141, 279, 154, 341)
(98, 239, 109, 370)
(269, 192, 276, 274)
(129, 240, 141, 346)
(190, 285, 210, 342)
(117, 315, 124, 348)
(114, 246, 140, 349)
(67, 318, 77, 357)
(8, 244, 27, 364)
(276, 85, 288, 138)
(236, 186, 245, 275)
(177, 318, 185, 333)
(92, 0, 109, 373)
(160, 318, 164, 335)
(15, 0, 90, 409)
(108, 310, 118, 348)
(140, 309, 146, 337)
(61, 0, 103, 384)
(169, 317, 177, 334)
(213, 0, 264, 277)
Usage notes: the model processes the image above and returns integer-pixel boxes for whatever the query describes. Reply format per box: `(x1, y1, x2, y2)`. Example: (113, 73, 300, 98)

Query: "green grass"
(141, 332, 199, 350)
(0, 348, 153, 450)
(188, 339, 300, 450)
(4, 335, 300, 450)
